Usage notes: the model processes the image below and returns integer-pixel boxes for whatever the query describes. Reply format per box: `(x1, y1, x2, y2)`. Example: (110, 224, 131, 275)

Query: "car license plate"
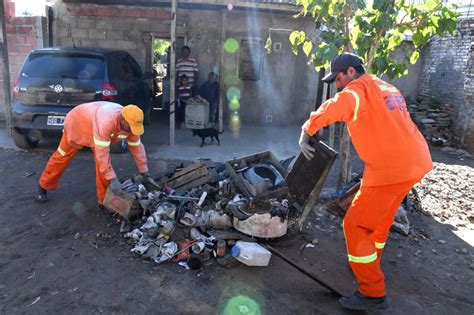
(47, 115, 65, 126)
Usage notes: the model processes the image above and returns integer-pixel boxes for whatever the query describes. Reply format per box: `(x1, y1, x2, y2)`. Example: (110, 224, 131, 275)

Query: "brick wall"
(54, 3, 174, 71)
(418, 18, 474, 153)
(0, 16, 47, 115)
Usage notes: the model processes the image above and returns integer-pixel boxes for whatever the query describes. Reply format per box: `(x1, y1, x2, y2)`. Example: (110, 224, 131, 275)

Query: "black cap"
(322, 53, 364, 83)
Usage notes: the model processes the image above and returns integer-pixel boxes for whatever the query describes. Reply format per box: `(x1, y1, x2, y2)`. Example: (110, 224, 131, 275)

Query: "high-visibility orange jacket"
(63, 101, 148, 180)
(303, 74, 432, 186)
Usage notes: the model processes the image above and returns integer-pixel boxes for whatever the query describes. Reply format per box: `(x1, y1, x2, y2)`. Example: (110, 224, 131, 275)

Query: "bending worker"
(299, 53, 432, 311)
(35, 102, 150, 206)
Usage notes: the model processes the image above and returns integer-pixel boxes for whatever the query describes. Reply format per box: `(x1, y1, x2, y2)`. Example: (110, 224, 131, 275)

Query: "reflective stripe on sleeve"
(128, 139, 141, 146)
(93, 137, 111, 147)
(118, 135, 128, 139)
(379, 84, 398, 93)
(375, 242, 385, 249)
(348, 252, 377, 264)
(57, 146, 66, 156)
(345, 89, 360, 122)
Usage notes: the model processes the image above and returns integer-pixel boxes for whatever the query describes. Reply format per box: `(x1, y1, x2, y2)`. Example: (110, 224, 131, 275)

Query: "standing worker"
(299, 53, 432, 311)
(35, 102, 151, 206)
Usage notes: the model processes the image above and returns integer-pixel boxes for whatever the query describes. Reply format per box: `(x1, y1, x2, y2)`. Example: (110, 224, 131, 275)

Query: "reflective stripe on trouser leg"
(93, 150, 110, 205)
(344, 179, 422, 297)
(343, 185, 386, 298)
(39, 132, 80, 191)
(372, 177, 421, 266)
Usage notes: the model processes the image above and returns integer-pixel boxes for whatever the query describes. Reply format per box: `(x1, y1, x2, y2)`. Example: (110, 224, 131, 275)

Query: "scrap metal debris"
(107, 157, 297, 269)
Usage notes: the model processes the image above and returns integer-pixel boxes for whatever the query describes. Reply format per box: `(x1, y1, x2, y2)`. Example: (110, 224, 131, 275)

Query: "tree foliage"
(289, 0, 459, 79)
(154, 39, 171, 63)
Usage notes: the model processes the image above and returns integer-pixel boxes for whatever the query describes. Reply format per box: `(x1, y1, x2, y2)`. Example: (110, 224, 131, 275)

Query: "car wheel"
(110, 140, 128, 154)
(11, 128, 40, 149)
(144, 98, 152, 125)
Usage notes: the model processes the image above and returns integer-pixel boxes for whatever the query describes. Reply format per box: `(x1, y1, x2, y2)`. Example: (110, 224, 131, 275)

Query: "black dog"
(192, 128, 223, 147)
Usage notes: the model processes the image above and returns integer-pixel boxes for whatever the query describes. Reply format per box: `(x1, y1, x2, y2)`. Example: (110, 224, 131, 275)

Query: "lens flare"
(229, 98, 240, 111)
(227, 3, 234, 11)
(230, 111, 241, 137)
(226, 87, 241, 100)
(224, 37, 240, 53)
(223, 295, 261, 315)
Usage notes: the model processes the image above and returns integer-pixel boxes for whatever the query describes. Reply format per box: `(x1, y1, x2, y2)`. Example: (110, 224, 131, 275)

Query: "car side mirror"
(142, 72, 154, 80)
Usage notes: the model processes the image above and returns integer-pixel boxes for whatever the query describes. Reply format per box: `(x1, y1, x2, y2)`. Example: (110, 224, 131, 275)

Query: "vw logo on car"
(53, 84, 63, 93)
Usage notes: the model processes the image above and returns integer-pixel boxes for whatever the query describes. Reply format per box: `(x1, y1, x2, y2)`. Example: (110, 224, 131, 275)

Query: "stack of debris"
(408, 103, 455, 146)
(104, 152, 292, 269)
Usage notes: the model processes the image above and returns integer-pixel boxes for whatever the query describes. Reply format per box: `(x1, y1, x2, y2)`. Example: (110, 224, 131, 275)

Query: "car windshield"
(21, 53, 105, 80)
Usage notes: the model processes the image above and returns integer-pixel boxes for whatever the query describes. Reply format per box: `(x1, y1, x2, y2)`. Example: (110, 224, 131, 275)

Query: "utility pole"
(169, 0, 177, 145)
(0, 0, 12, 135)
(218, 11, 226, 133)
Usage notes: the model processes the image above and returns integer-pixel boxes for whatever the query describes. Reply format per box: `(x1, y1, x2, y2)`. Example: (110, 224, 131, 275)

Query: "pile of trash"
(107, 156, 291, 270)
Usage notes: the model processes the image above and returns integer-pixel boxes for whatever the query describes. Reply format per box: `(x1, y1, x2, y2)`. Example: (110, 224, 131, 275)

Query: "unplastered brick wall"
(418, 18, 474, 153)
(54, 3, 175, 70)
(0, 16, 46, 114)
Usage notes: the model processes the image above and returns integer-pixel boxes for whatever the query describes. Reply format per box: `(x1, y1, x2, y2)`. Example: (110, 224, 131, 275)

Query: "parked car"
(11, 47, 154, 152)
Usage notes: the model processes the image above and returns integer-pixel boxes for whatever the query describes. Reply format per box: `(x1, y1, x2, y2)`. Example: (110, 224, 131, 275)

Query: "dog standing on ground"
(192, 128, 224, 147)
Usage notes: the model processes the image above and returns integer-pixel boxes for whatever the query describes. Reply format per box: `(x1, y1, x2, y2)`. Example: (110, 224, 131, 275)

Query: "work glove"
(141, 172, 160, 189)
(109, 177, 122, 195)
(299, 130, 315, 160)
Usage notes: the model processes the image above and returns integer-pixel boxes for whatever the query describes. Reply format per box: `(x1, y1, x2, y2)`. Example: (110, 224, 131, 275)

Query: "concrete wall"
(54, 3, 176, 71)
(418, 18, 474, 152)
(54, 3, 319, 125)
(183, 9, 318, 124)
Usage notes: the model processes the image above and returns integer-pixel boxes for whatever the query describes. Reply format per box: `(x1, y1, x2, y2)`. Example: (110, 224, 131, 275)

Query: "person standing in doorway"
(176, 46, 199, 92)
(177, 74, 192, 128)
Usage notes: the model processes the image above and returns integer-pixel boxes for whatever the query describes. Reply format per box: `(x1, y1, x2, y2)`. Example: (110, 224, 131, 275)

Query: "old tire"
(110, 140, 128, 154)
(11, 128, 39, 150)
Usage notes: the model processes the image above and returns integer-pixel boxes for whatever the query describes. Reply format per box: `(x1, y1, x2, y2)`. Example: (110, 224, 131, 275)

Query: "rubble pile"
(414, 162, 474, 230)
(109, 158, 292, 269)
(408, 103, 454, 146)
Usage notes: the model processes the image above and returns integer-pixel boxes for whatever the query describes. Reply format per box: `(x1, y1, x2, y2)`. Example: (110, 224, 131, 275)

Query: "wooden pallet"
(166, 161, 210, 190)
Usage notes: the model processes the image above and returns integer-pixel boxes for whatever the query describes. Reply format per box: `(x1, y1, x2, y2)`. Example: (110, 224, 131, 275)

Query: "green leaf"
(289, 31, 305, 46)
(409, 51, 420, 64)
(303, 41, 313, 57)
(412, 32, 423, 46)
(373, 0, 386, 11)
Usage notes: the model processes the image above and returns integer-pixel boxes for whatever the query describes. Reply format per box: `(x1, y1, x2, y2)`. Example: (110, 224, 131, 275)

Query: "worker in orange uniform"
(299, 53, 432, 311)
(35, 102, 150, 206)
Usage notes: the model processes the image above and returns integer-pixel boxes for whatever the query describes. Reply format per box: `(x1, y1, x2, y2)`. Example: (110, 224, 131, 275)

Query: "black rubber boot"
(35, 184, 48, 203)
(339, 291, 389, 311)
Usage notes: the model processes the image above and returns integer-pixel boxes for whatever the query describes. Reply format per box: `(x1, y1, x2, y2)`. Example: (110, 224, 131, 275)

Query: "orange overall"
(303, 75, 432, 297)
(39, 101, 148, 204)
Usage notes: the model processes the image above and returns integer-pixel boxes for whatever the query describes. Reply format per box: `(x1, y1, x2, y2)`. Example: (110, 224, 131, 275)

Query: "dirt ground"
(0, 145, 473, 314)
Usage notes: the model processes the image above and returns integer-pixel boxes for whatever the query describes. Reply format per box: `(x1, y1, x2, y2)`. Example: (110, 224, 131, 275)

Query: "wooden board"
(167, 161, 210, 190)
(286, 137, 338, 205)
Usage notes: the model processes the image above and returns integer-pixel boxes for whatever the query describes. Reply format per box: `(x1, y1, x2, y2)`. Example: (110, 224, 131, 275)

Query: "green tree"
(289, 0, 459, 78)
(154, 39, 171, 63)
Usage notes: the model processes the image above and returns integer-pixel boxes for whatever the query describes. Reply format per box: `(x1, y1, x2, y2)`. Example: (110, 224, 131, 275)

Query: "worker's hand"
(109, 178, 122, 195)
(142, 172, 159, 189)
(299, 130, 315, 160)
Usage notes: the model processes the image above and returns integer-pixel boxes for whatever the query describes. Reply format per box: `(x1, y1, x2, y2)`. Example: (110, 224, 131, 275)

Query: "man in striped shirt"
(176, 46, 199, 90)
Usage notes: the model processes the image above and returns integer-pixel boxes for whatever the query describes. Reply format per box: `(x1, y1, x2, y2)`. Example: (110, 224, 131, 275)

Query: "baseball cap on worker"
(122, 105, 144, 136)
(322, 53, 364, 83)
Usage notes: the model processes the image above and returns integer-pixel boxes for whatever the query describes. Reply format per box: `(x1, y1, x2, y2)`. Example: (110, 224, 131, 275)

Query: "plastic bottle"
(230, 241, 271, 267)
